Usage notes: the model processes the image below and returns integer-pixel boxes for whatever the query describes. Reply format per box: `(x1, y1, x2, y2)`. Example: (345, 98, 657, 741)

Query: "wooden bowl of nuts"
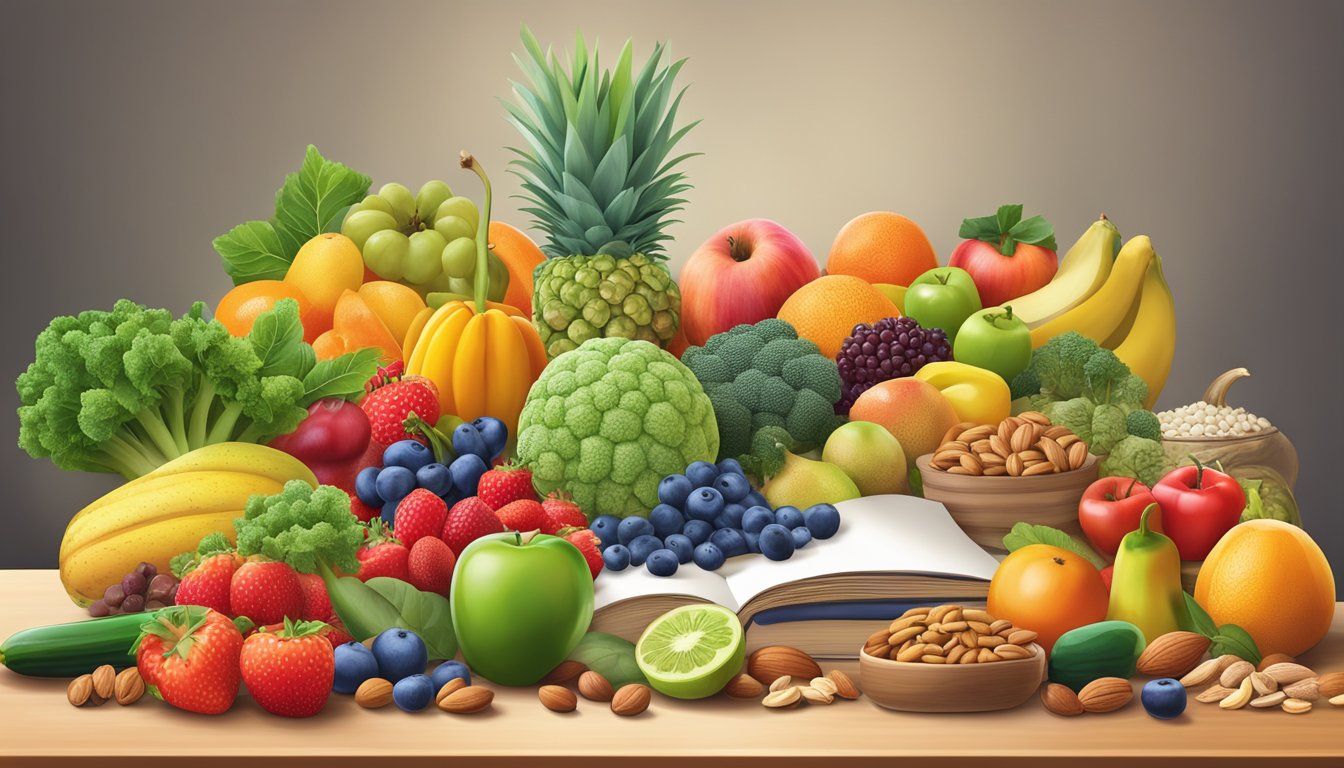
(917, 412, 1098, 553)
(859, 604, 1047, 713)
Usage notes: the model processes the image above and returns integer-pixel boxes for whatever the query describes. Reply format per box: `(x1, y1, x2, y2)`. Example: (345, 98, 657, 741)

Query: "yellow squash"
(913, 361, 1011, 426)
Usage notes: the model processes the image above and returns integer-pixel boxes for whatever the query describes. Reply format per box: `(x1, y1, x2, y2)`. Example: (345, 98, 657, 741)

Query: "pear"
(822, 421, 908, 496)
(762, 451, 861, 510)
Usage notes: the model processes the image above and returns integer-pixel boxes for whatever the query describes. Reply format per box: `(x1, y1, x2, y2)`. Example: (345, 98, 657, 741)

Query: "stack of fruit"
(354, 417, 508, 525)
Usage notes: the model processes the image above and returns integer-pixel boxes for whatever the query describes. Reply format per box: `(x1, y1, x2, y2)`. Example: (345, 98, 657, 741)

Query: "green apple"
(821, 421, 908, 495)
(904, 267, 982, 342)
(953, 305, 1032, 382)
(449, 531, 594, 686)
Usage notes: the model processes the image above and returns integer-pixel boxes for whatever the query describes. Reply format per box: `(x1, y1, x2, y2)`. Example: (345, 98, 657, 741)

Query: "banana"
(1030, 235, 1154, 348)
(1009, 216, 1120, 328)
(1112, 253, 1176, 408)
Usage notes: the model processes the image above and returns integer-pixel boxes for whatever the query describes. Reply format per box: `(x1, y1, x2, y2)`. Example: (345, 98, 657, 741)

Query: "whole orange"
(1194, 520, 1335, 657)
(847, 378, 958, 464)
(283, 233, 365, 336)
(214, 280, 318, 342)
(776, 275, 900, 358)
(828, 212, 939, 287)
(988, 544, 1110, 654)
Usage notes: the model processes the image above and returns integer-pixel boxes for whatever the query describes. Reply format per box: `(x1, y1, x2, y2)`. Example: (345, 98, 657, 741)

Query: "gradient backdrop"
(2, 0, 1341, 587)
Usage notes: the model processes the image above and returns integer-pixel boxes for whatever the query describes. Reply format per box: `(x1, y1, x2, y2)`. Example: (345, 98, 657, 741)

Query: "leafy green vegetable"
(365, 578, 457, 661)
(959, 204, 1057, 256)
(1184, 593, 1261, 664)
(567, 632, 648, 687)
(1100, 435, 1167, 487)
(213, 145, 371, 285)
(1090, 403, 1128, 455)
(1002, 522, 1106, 569)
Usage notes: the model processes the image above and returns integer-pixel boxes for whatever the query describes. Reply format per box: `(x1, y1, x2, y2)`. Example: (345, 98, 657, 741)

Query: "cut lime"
(635, 604, 745, 700)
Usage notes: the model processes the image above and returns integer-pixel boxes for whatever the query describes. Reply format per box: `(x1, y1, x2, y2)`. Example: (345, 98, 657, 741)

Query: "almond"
(1078, 678, 1132, 713)
(1219, 660, 1255, 688)
(725, 673, 765, 699)
(355, 678, 394, 708)
(1195, 685, 1236, 703)
(1250, 691, 1287, 708)
(1263, 662, 1316, 686)
(611, 683, 651, 716)
(1006, 629, 1038, 646)
(1219, 676, 1254, 709)
(761, 686, 802, 709)
(1249, 671, 1278, 696)
(435, 678, 467, 703)
(438, 685, 494, 714)
(67, 675, 95, 707)
(91, 665, 116, 701)
(1021, 461, 1057, 477)
(827, 669, 861, 700)
(768, 675, 794, 693)
(1066, 441, 1089, 470)
(540, 660, 586, 685)
(1041, 683, 1084, 716)
(747, 645, 821, 686)
(1136, 632, 1211, 678)
(538, 685, 578, 713)
(1180, 657, 1225, 688)
(1282, 678, 1320, 702)
(113, 667, 144, 706)
(1318, 672, 1344, 699)
(1257, 653, 1295, 672)
(1019, 410, 1050, 426)
(577, 670, 614, 702)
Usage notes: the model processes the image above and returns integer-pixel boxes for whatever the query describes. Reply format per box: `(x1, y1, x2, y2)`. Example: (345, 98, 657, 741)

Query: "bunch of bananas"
(1008, 216, 1176, 407)
(58, 444, 317, 606)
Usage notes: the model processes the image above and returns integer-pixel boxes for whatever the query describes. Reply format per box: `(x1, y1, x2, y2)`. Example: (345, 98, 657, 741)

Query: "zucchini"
(0, 609, 161, 677)
(1048, 620, 1146, 692)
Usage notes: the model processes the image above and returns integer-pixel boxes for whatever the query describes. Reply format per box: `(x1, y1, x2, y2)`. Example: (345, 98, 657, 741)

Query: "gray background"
(2, 0, 1341, 587)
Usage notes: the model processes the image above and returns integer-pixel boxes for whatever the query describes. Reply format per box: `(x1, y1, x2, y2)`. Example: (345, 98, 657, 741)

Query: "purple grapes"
(835, 316, 952, 414)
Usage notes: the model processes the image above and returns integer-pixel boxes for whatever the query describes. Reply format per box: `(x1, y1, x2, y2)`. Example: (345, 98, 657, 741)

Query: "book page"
(593, 558, 739, 612)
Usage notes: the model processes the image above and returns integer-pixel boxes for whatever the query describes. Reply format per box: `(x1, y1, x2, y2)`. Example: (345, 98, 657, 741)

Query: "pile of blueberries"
(593, 459, 842, 577)
(354, 416, 508, 525)
(333, 627, 471, 712)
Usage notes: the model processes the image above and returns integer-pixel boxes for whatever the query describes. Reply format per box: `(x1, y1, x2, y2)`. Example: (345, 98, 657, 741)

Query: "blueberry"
(383, 440, 433, 472)
(392, 674, 435, 712)
(657, 474, 694, 509)
(646, 549, 679, 577)
(649, 504, 685, 538)
(1141, 678, 1187, 720)
(758, 524, 795, 561)
(415, 462, 452, 496)
(774, 505, 804, 530)
(627, 534, 663, 566)
(451, 423, 489, 460)
(591, 515, 622, 548)
(717, 503, 746, 529)
(617, 516, 655, 546)
(375, 466, 416, 506)
(603, 544, 632, 571)
(709, 527, 748, 558)
(803, 503, 841, 539)
(716, 458, 745, 477)
(371, 628, 428, 683)
(355, 466, 384, 506)
(685, 460, 719, 489)
(663, 534, 694, 564)
(448, 453, 489, 496)
(332, 641, 379, 694)
(685, 487, 725, 522)
(742, 505, 775, 534)
(681, 519, 713, 546)
(380, 499, 399, 526)
(693, 542, 726, 571)
(712, 472, 751, 503)
(743, 491, 768, 509)
(791, 526, 813, 549)
(743, 531, 760, 553)
(429, 660, 471, 691)
(469, 416, 508, 459)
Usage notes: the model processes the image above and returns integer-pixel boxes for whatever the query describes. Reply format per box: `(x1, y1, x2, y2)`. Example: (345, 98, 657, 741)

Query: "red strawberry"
(563, 528, 604, 580)
(441, 496, 505, 555)
(174, 551, 242, 616)
(297, 572, 332, 622)
(230, 560, 304, 625)
(349, 494, 380, 523)
(477, 461, 536, 510)
(362, 363, 441, 446)
(541, 491, 587, 535)
(135, 606, 244, 715)
(393, 488, 448, 548)
(240, 618, 335, 717)
(495, 499, 547, 532)
(407, 536, 456, 596)
(356, 520, 410, 581)
(259, 617, 354, 648)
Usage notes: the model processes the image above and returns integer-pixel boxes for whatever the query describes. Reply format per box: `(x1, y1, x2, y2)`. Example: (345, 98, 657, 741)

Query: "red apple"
(948, 204, 1058, 307)
(679, 219, 821, 346)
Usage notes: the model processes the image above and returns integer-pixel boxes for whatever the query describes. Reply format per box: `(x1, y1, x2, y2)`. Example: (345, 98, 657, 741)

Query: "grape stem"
(460, 151, 492, 315)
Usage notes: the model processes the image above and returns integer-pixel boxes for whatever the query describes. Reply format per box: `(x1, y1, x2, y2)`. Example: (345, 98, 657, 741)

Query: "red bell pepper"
(1079, 476, 1160, 557)
(1152, 456, 1245, 560)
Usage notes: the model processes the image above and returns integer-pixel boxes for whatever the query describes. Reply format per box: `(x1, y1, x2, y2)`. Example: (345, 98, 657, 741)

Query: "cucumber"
(1048, 620, 1146, 692)
(1, 609, 159, 677)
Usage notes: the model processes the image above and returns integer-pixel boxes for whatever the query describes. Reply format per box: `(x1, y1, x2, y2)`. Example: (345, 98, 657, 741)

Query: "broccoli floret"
(235, 480, 364, 577)
(1099, 435, 1166, 487)
(1032, 332, 1099, 400)
(1125, 409, 1162, 441)
(1044, 397, 1096, 444)
(1010, 366, 1041, 401)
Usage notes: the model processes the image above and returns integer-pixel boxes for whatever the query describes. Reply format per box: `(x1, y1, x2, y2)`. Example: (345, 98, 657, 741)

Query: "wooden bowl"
(859, 643, 1047, 713)
(916, 453, 1098, 554)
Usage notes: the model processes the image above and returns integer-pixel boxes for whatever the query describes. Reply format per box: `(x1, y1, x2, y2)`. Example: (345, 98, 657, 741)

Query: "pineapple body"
(533, 253, 680, 358)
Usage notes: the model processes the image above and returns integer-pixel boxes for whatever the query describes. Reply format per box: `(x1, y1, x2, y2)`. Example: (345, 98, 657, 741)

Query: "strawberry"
(259, 617, 354, 648)
(230, 560, 304, 625)
(356, 520, 410, 581)
(407, 536, 456, 596)
(240, 618, 335, 718)
(441, 496, 505, 555)
(297, 572, 332, 622)
(135, 606, 244, 715)
(349, 494, 380, 523)
(495, 499, 547, 532)
(173, 550, 242, 616)
(362, 362, 441, 446)
(393, 488, 448, 548)
(563, 528, 604, 580)
(541, 491, 587, 535)
(477, 461, 536, 510)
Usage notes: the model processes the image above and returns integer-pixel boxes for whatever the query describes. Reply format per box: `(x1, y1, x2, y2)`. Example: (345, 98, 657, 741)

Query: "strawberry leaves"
(959, 204, 1057, 256)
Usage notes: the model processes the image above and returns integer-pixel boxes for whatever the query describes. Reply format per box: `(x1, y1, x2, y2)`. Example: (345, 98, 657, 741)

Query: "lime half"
(635, 604, 745, 700)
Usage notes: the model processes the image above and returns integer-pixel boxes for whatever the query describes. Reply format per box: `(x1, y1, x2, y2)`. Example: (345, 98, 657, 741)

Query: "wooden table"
(1, 570, 1340, 767)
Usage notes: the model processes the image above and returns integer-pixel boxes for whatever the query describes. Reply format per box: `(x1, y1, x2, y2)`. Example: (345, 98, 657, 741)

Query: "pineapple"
(507, 28, 697, 358)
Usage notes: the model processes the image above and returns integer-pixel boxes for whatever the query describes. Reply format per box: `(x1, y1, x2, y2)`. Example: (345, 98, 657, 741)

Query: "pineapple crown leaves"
(505, 26, 701, 260)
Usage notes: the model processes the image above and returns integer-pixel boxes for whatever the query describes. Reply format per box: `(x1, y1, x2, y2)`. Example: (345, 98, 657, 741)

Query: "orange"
(1194, 520, 1335, 657)
(283, 233, 365, 336)
(988, 544, 1110, 654)
(776, 275, 900, 358)
(488, 221, 546, 317)
(317, 289, 402, 363)
(214, 280, 318, 342)
(357, 281, 426, 344)
(847, 378, 958, 463)
(828, 212, 939, 287)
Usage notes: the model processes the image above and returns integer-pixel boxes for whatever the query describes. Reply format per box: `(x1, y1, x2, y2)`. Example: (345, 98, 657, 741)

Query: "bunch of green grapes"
(341, 181, 508, 300)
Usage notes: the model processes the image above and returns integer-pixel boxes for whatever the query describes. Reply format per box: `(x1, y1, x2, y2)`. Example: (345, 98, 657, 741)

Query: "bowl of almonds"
(916, 412, 1098, 553)
(859, 604, 1047, 713)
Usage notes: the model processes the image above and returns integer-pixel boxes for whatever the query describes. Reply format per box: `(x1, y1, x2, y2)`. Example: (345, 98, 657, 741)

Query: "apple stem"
(518, 529, 540, 545)
(726, 236, 751, 262)
(1001, 305, 1014, 321)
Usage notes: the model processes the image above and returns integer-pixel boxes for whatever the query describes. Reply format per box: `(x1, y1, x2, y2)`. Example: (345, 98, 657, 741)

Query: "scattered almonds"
(577, 670, 615, 702)
(438, 686, 494, 714)
(1041, 683, 1084, 716)
(435, 678, 467, 704)
(355, 678, 393, 709)
(91, 665, 116, 701)
(540, 660, 586, 685)
(538, 685, 578, 713)
(1319, 672, 1344, 699)
(747, 646, 822, 686)
(67, 675, 96, 708)
(1249, 671, 1278, 696)
(865, 605, 1037, 664)
(610, 684, 651, 716)
(1257, 653, 1295, 672)
(1181, 655, 1237, 688)
(1078, 678, 1133, 713)
(768, 675, 793, 693)
(1282, 698, 1313, 714)
(1283, 679, 1320, 702)
(1219, 660, 1254, 689)
(724, 673, 765, 699)
(931, 414, 1088, 476)
(113, 667, 144, 706)
(1263, 662, 1315, 686)
(762, 686, 802, 709)
(1250, 691, 1286, 708)
(1219, 677, 1254, 710)
(1195, 685, 1236, 703)
(1136, 632, 1210, 679)
(827, 669, 861, 700)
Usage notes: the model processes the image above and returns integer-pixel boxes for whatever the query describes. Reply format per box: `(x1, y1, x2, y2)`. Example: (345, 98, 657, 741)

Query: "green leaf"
(301, 348, 380, 405)
(958, 213, 1000, 241)
(567, 631, 648, 687)
(213, 220, 290, 284)
(364, 577, 458, 661)
(1211, 624, 1261, 665)
(1002, 522, 1106, 569)
(272, 145, 372, 258)
(1008, 214, 1058, 250)
(1183, 592, 1218, 638)
(997, 235, 1017, 257)
(996, 204, 1024, 234)
(247, 299, 312, 379)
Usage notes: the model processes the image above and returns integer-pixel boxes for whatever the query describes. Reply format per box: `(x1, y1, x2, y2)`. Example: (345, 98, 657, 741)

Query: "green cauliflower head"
(516, 337, 719, 518)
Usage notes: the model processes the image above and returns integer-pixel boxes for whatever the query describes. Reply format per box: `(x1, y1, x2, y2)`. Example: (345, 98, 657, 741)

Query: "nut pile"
(864, 605, 1038, 664)
(535, 664, 651, 716)
(1182, 654, 1344, 715)
(67, 665, 143, 708)
(354, 676, 495, 714)
(758, 671, 861, 710)
(1041, 678, 1134, 716)
(1158, 400, 1272, 439)
(928, 413, 1089, 477)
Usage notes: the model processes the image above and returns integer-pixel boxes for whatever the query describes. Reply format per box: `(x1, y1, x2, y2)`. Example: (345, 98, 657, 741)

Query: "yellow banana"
(452, 313, 489, 419)
(1030, 235, 1154, 348)
(485, 309, 533, 425)
(415, 304, 473, 415)
(1008, 215, 1120, 328)
(1113, 253, 1176, 409)
(406, 302, 461, 373)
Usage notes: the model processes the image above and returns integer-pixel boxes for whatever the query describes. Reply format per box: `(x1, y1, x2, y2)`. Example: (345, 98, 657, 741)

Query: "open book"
(591, 494, 1000, 659)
